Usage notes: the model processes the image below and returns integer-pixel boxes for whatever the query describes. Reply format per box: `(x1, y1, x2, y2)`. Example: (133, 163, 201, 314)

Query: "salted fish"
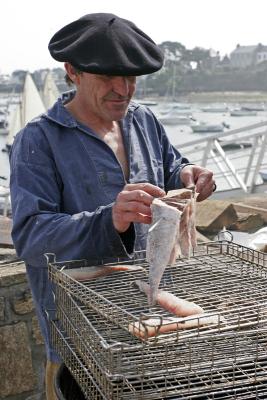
(135, 280, 204, 316)
(147, 198, 182, 305)
(63, 264, 144, 281)
(161, 188, 198, 257)
(129, 314, 222, 339)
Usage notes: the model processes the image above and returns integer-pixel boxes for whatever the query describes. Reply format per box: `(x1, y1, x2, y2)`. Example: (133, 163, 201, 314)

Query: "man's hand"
(112, 183, 165, 233)
(180, 165, 216, 201)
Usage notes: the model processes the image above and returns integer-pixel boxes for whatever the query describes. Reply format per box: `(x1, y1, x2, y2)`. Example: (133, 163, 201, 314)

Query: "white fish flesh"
(134, 280, 204, 316)
(147, 198, 182, 305)
(63, 264, 144, 281)
(129, 314, 222, 339)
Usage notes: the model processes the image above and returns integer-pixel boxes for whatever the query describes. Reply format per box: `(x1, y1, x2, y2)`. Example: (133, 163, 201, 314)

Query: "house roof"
(231, 45, 258, 55)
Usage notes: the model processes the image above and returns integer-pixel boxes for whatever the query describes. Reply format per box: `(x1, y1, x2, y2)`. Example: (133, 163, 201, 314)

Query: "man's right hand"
(112, 183, 165, 233)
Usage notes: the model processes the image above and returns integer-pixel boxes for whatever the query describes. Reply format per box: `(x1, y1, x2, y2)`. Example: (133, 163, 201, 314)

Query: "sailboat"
(42, 71, 59, 109)
(6, 72, 46, 150)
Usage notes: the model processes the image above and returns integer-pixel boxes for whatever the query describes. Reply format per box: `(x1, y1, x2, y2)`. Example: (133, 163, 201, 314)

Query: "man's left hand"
(180, 165, 216, 201)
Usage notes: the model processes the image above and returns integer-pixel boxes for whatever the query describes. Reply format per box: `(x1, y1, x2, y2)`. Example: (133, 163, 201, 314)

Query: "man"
(9, 13, 215, 399)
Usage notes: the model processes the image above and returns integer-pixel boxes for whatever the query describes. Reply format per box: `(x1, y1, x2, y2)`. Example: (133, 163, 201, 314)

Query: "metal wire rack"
(48, 241, 267, 399)
(51, 320, 267, 399)
(54, 285, 267, 378)
(48, 241, 267, 342)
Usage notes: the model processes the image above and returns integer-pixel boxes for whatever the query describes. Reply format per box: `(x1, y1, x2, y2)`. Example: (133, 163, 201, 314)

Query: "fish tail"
(148, 286, 158, 306)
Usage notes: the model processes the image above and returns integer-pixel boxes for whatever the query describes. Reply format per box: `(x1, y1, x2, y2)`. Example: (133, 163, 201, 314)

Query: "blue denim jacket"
(9, 93, 189, 361)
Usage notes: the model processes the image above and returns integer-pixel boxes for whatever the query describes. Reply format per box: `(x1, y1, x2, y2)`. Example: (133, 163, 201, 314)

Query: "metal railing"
(176, 121, 267, 197)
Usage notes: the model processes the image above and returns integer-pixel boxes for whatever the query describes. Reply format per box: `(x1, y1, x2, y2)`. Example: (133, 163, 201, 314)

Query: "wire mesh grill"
(48, 242, 267, 398)
(51, 320, 267, 399)
(49, 242, 267, 342)
(54, 285, 267, 379)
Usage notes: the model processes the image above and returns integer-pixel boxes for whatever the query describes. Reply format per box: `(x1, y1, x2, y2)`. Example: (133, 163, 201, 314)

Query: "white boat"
(171, 103, 191, 110)
(0, 108, 9, 135)
(241, 104, 265, 112)
(230, 109, 257, 117)
(158, 109, 193, 125)
(259, 170, 267, 182)
(201, 105, 229, 113)
(218, 139, 252, 151)
(191, 121, 229, 133)
(137, 100, 158, 106)
(6, 72, 46, 150)
(0, 184, 10, 217)
(42, 71, 59, 109)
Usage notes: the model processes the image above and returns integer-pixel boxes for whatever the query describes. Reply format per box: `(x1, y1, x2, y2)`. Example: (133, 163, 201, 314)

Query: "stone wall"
(0, 248, 46, 400)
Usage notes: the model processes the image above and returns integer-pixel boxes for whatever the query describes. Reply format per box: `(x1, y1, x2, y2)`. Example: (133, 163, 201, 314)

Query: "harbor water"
(1, 100, 267, 186)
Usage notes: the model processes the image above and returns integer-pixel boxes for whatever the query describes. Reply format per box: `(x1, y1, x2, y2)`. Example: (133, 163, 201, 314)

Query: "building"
(256, 45, 267, 64)
(230, 43, 267, 68)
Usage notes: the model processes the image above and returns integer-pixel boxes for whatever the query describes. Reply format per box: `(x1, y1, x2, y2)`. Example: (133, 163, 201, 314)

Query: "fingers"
(124, 182, 165, 198)
(112, 183, 165, 232)
(195, 170, 215, 201)
(180, 166, 195, 189)
(181, 165, 216, 202)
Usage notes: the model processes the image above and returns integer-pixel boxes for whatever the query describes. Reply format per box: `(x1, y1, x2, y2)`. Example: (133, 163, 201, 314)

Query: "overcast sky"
(1, 0, 267, 74)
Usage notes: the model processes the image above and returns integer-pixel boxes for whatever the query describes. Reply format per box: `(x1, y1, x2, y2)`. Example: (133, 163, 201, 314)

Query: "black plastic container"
(54, 363, 85, 400)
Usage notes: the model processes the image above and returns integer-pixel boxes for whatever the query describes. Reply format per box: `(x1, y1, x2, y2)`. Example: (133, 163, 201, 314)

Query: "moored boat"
(191, 121, 229, 133)
(230, 109, 257, 117)
(159, 114, 193, 125)
(259, 170, 267, 182)
(201, 105, 229, 113)
(241, 104, 265, 112)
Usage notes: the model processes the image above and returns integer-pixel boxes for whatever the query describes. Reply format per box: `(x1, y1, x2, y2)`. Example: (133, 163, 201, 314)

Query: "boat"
(0, 108, 9, 135)
(241, 104, 265, 112)
(171, 103, 191, 110)
(137, 100, 158, 106)
(191, 121, 229, 133)
(218, 139, 252, 151)
(201, 105, 229, 113)
(259, 170, 267, 182)
(42, 71, 59, 109)
(158, 109, 194, 125)
(6, 72, 46, 150)
(0, 183, 10, 217)
(230, 109, 257, 117)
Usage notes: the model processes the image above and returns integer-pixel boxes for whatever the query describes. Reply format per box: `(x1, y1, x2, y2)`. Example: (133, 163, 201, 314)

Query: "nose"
(112, 76, 134, 97)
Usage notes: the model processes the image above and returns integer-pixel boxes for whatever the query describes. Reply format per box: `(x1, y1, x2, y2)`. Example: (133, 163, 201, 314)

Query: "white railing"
(176, 121, 267, 197)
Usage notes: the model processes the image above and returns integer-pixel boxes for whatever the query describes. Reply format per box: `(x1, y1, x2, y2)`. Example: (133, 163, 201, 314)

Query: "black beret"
(48, 13, 164, 76)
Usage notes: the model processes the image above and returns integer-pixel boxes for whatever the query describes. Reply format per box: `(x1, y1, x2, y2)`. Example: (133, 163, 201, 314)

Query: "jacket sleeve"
(9, 125, 134, 267)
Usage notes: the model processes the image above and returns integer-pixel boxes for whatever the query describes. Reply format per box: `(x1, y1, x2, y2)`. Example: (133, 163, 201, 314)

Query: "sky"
(1, 0, 267, 74)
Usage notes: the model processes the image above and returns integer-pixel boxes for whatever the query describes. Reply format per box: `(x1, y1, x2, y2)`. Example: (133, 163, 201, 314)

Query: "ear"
(64, 62, 81, 85)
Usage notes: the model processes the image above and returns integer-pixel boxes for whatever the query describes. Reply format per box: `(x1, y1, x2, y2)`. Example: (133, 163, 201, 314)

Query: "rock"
(232, 203, 267, 224)
(0, 296, 4, 320)
(0, 262, 26, 287)
(32, 316, 44, 345)
(196, 199, 238, 233)
(0, 216, 13, 247)
(0, 322, 36, 397)
(196, 230, 210, 243)
(228, 212, 265, 233)
(0, 246, 18, 264)
(13, 289, 34, 315)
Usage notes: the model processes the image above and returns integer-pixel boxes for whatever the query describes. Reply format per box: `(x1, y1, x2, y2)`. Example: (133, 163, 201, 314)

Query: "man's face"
(77, 72, 137, 121)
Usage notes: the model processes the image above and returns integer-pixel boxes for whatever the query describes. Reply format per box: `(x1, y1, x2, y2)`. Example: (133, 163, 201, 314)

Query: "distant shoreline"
(180, 91, 267, 103)
(138, 91, 267, 103)
(2, 90, 267, 104)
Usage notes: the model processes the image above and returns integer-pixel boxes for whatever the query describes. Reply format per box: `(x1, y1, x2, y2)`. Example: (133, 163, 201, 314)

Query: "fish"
(135, 280, 204, 316)
(161, 188, 198, 257)
(62, 264, 144, 281)
(128, 314, 222, 339)
(146, 198, 182, 305)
